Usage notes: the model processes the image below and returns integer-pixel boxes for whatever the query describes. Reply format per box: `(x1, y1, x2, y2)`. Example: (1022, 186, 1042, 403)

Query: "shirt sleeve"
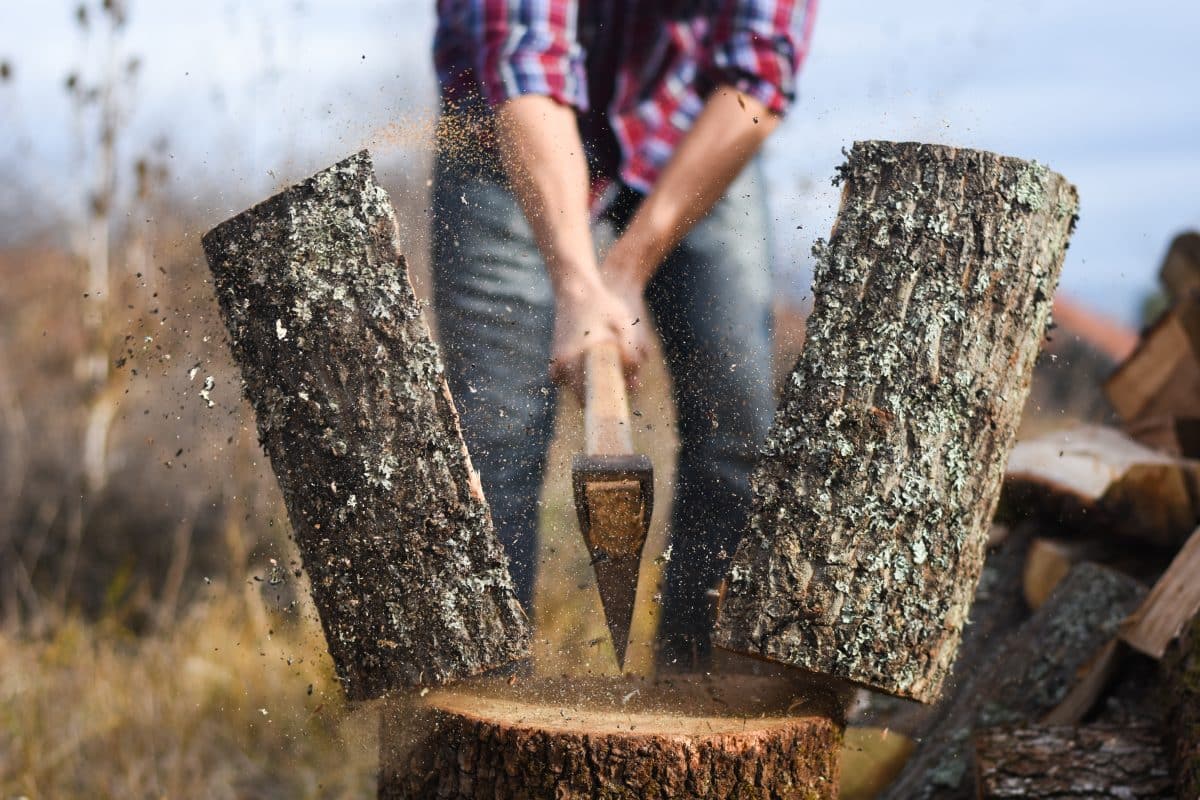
(706, 0, 817, 116)
(473, 0, 589, 111)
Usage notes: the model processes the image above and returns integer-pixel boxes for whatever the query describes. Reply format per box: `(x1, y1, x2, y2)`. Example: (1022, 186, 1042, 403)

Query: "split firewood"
(1159, 230, 1200, 304)
(880, 562, 1146, 800)
(1163, 613, 1200, 797)
(1122, 525, 1200, 658)
(1126, 414, 1200, 458)
(852, 524, 1034, 738)
(379, 675, 845, 799)
(974, 725, 1173, 799)
(1001, 424, 1200, 547)
(202, 151, 529, 699)
(1105, 292, 1200, 424)
(715, 141, 1078, 704)
(1039, 528, 1200, 725)
(1022, 538, 1074, 610)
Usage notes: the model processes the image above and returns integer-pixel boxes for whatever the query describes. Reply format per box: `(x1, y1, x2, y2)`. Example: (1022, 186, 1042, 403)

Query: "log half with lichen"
(202, 151, 529, 700)
(715, 141, 1078, 702)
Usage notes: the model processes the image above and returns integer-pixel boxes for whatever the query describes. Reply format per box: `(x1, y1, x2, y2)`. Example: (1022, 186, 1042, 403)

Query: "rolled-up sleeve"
(707, 0, 816, 115)
(473, 0, 588, 111)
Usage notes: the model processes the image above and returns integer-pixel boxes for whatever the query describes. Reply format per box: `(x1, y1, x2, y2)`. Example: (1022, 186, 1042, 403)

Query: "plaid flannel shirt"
(434, 0, 817, 193)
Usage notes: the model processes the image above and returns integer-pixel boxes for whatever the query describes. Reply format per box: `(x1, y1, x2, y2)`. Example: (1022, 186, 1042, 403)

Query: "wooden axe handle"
(583, 342, 634, 456)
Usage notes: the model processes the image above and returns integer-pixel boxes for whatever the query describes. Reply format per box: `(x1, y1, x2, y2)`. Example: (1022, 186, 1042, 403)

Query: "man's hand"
(494, 88, 778, 398)
(493, 95, 650, 397)
(550, 276, 648, 400)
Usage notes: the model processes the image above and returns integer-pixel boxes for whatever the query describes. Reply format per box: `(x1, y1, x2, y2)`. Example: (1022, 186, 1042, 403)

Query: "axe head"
(571, 453, 654, 670)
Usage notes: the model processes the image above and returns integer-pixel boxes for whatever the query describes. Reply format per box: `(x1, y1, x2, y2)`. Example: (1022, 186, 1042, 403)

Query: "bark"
(974, 725, 1173, 799)
(715, 141, 1078, 703)
(379, 675, 844, 800)
(1162, 612, 1200, 796)
(202, 151, 529, 699)
(1001, 424, 1200, 547)
(879, 562, 1146, 800)
(851, 523, 1033, 737)
(1160, 231, 1200, 304)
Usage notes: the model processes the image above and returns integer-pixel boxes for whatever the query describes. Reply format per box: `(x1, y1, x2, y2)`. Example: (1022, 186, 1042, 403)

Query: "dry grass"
(0, 584, 378, 798)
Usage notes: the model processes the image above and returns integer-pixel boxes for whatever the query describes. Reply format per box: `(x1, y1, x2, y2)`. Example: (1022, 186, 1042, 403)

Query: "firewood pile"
(868, 230, 1200, 799)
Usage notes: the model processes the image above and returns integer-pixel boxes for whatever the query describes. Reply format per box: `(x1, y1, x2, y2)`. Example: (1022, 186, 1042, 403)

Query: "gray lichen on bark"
(974, 725, 1173, 799)
(202, 151, 529, 699)
(714, 141, 1078, 703)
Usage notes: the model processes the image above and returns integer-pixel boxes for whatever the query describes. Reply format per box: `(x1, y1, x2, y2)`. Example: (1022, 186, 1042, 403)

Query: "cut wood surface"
(715, 141, 1078, 703)
(1105, 293, 1200, 424)
(974, 725, 1173, 799)
(379, 674, 844, 799)
(202, 151, 529, 699)
(1001, 423, 1200, 546)
(1160, 230, 1200, 303)
(1022, 538, 1073, 610)
(880, 562, 1146, 800)
(1122, 526, 1200, 658)
(1163, 613, 1200, 797)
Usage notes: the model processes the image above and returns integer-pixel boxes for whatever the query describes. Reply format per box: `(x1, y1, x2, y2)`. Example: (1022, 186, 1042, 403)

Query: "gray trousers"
(430, 139, 774, 666)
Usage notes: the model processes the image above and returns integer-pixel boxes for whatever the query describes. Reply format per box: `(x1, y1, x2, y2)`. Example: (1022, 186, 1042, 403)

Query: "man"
(431, 0, 816, 670)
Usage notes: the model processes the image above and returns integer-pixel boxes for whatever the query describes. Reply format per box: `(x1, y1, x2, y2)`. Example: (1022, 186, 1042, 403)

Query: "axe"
(571, 341, 654, 670)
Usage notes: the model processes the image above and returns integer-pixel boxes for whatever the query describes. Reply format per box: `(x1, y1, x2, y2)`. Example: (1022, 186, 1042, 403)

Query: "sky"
(2, 0, 1199, 323)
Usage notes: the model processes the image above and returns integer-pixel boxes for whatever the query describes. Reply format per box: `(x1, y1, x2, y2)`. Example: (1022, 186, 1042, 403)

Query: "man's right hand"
(550, 276, 648, 401)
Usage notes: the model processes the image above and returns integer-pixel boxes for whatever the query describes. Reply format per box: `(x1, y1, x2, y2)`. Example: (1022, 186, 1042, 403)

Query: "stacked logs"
(869, 229, 1200, 797)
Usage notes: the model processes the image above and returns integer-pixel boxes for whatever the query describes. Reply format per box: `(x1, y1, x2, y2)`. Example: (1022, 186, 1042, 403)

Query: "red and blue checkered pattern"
(435, 0, 817, 192)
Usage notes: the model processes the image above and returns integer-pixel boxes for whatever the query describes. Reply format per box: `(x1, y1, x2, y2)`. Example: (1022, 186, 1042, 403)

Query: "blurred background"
(0, 1, 1195, 797)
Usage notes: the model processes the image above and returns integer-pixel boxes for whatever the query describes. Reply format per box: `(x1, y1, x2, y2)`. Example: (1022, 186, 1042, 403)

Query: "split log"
(851, 523, 1034, 737)
(1163, 613, 1200, 797)
(974, 725, 1173, 799)
(1041, 529, 1200, 722)
(1122, 526, 1200, 658)
(1160, 230, 1200, 303)
(202, 151, 529, 699)
(879, 562, 1146, 800)
(715, 141, 1078, 702)
(1105, 293, 1200, 424)
(1022, 538, 1073, 610)
(1127, 413, 1200, 458)
(379, 675, 845, 799)
(1001, 424, 1200, 547)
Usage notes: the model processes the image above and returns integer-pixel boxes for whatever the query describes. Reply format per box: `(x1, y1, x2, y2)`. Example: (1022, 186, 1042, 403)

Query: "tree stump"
(715, 141, 1079, 703)
(202, 151, 529, 699)
(379, 675, 845, 799)
(974, 725, 1173, 799)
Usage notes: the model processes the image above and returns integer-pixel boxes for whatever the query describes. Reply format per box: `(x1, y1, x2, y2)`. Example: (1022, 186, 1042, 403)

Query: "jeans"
(430, 136, 774, 668)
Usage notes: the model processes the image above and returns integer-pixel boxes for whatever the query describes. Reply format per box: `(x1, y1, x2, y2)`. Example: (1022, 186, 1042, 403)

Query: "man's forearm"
(605, 88, 779, 291)
(493, 94, 604, 299)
